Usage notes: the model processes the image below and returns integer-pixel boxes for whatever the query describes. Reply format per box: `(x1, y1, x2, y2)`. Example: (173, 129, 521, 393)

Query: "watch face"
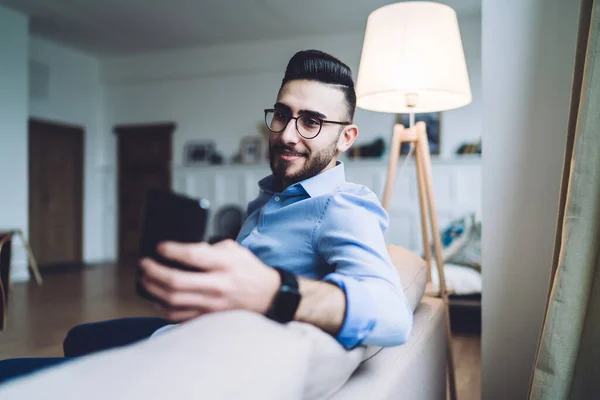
(278, 286, 301, 321)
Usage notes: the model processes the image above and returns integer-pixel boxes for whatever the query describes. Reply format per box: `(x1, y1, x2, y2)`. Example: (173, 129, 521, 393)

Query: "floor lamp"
(356, 3, 473, 400)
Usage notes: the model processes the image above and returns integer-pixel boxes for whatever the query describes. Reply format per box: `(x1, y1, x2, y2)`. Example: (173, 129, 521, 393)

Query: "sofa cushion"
(387, 244, 428, 311)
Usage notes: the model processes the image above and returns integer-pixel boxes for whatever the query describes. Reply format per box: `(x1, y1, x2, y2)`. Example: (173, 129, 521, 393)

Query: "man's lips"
(277, 148, 307, 160)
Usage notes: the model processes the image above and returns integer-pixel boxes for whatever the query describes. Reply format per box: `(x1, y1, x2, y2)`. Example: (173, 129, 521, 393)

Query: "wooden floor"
(0, 264, 481, 399)
(452, 331, 482, 400)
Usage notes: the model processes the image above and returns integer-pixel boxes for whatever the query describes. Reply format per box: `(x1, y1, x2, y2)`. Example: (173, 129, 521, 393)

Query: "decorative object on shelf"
(456, 139, 482, 155)
(209, 152, 224, 165)
(356, 3, 472, 399)
(184, 141, 216, 166)
(397, 112, 441, 155)
(349, 137, 386, 159)
(239, 136, 264, 164)
(230, 153, 242, 164)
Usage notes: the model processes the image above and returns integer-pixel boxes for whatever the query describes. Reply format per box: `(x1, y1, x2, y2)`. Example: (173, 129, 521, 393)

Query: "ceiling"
(1, 0, 481, 55)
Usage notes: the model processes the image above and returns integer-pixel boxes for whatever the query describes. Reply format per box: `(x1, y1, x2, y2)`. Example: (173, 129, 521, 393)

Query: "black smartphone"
(136, 189, 210, 301)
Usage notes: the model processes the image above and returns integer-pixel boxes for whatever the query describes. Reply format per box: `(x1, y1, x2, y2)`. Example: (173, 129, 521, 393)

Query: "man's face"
(269, 80, 349, 187)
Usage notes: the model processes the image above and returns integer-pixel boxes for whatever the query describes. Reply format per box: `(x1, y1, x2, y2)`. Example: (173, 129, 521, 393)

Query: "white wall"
(102, 15, 481, 165)
(0, 6, 29, 281)
(445, 14, 481, 156)
(29, 36, 107, 263)
(482, 0, 580, 398)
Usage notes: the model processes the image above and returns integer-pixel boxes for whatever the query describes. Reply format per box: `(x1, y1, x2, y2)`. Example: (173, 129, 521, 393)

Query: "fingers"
(140, 258, 229, 310)
(143, 275, 224, 310)
(157, 240, 238, 271)
(139, 240, 244, 315)
(211, 239, 238, 249)
(140, 258, 224, 293)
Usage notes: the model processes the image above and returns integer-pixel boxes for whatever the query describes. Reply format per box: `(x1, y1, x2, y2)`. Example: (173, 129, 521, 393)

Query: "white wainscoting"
(172, 157, 482, 255)
(97, 157, 481, 261)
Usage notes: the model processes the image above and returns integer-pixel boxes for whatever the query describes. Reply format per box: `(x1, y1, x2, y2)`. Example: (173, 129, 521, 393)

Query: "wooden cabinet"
(115, 123, 174, 263)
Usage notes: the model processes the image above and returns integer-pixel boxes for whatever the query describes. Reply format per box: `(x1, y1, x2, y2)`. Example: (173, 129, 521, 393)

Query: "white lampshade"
(356, 1, 472, 113)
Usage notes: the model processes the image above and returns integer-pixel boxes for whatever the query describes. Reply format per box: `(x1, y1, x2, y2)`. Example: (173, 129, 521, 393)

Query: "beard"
(269, 135, 339, 188)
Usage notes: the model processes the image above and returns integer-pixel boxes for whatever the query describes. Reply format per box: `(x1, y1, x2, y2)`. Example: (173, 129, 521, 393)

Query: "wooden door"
(115, 123, 174, 263)
(29, 119, 84, 267)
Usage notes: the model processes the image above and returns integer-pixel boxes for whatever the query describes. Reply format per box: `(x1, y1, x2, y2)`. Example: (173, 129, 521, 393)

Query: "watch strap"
(266, 267, 300, 323)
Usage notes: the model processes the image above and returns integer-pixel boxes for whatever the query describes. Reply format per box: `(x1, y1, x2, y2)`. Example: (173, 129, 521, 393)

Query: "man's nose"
(279, 118, 300, 144)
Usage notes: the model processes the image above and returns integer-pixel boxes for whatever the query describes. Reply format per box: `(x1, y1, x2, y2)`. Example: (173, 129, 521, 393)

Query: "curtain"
(529, 0, 600, 399)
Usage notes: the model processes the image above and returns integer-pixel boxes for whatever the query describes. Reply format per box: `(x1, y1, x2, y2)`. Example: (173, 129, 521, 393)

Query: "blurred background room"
(0, 0, 588, 399)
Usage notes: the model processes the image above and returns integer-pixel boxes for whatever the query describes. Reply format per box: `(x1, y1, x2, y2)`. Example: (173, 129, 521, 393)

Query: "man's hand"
(141, 239, 347, 337)
(140, 239, 280, 322)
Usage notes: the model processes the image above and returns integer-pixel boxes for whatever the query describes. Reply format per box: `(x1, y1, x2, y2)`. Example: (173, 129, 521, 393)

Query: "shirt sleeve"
(315, 187, 413, 349)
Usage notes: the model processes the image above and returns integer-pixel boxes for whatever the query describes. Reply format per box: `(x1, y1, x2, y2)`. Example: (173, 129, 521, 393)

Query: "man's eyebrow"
(274, 102, 292, 112)
(273, 102, 327, 119)
(299, 109, 327, 119)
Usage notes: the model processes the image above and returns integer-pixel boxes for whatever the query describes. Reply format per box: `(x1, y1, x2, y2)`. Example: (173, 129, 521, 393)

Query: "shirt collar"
(258, 161, 346, 197)
(299, 161, 346, 197)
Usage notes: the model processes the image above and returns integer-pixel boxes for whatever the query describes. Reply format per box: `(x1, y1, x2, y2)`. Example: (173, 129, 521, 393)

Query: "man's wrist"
(261, 267, 281, 315)
(293, 278, 346, 335)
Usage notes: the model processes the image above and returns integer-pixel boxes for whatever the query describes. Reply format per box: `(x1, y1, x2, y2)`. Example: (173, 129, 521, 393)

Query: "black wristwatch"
(266, 267, 301, 323)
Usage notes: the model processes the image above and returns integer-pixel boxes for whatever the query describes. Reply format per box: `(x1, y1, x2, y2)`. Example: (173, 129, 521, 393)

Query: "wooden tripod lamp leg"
(382, 124, 405, 211)
(415, 122, 457, 400)
(382, 122, 458, 400)
(415, 123, 449, 297)
(415, 150, 432, 279)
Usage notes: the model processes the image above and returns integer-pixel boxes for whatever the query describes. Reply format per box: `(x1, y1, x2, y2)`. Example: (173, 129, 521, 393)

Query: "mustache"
(272, 144, 309, 157)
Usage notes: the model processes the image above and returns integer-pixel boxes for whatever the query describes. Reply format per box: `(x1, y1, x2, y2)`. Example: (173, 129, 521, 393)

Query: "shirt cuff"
(323, 273, 377, 349)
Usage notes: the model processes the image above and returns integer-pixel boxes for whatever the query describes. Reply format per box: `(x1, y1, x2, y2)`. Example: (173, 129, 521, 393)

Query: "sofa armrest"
(332, 297, 448, 400)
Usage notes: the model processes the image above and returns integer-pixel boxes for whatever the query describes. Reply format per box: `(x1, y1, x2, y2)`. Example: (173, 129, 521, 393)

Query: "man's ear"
(336, 125, 359, 153)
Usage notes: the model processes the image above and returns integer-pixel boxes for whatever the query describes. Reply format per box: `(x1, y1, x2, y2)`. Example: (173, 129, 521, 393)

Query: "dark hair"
(280, 50, 356, 122)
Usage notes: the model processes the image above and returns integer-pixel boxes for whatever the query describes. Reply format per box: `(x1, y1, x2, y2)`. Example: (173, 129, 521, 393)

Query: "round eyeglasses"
(264, 109, 351, 139)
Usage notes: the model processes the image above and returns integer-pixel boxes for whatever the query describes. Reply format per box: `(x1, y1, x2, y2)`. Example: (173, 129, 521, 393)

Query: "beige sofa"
(0, 245, 447, 400)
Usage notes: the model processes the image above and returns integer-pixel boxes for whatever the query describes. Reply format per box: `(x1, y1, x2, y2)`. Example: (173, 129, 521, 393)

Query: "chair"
(0, 233, 11, 331)
(208, 205, 245, 244)
(0, 230, 43, 332)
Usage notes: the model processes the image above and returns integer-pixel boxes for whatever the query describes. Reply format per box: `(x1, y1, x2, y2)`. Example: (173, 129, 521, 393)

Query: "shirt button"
(274, 196, 280, 202)
(252, 229, 258, 235)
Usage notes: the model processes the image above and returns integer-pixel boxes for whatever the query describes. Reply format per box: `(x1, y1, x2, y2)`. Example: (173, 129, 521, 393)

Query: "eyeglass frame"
(264, 108, 352, 139)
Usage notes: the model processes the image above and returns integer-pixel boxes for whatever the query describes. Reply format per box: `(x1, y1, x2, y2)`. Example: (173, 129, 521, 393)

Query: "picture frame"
(184, 141, 215, 166)
(396, 112, 441, 155)
(240, 136, 264, 164)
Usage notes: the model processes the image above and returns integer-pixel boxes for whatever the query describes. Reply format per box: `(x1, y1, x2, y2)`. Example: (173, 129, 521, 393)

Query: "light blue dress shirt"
(236, 161, 413, 349)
